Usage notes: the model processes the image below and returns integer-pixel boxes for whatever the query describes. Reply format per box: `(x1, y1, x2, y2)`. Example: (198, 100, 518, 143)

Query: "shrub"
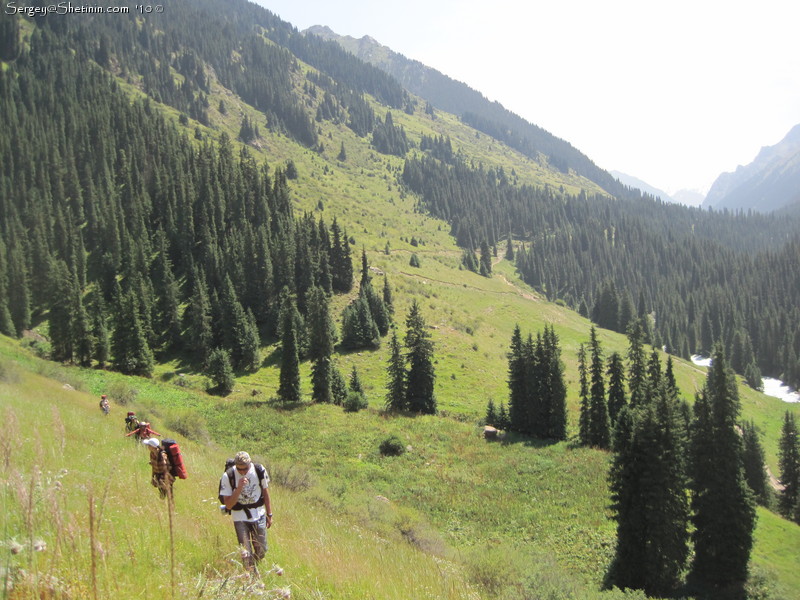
(379, 435, 405, 456)
(108, 381, 138, 406)
(165, 409, 210, 443)
(343, 390, 368, 413)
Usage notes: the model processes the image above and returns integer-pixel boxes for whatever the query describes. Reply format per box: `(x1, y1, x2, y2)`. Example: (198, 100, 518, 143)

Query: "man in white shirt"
(219, 451, 273, 572)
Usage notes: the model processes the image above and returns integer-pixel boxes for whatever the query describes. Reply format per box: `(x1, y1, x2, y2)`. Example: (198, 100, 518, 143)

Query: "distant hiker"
(124, 411, 139, 433)
(219, 451, 273, 573)
(142, 438, 174, 499)
(125, 421, 161, 440)
(99, 394, 110, 415)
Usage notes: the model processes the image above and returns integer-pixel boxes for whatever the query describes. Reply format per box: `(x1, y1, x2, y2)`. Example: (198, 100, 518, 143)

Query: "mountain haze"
(306, 25, 651, 202)
(703, 124, 800, 212)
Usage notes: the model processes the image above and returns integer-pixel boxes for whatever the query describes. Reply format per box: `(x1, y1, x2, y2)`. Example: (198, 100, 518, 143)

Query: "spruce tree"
(741, 420, 770, 506)
(542, 325, 567, 440)
(307, 287, 336, 404)
(479, 240, 492, 277)
(331, 364, 348, 406)
(578, 343, 590, 445)
(111, 292, 154, 377)
(207, 347, 234, 395)
(689, 344, 756, 590)
(385, 330, 406, 411)
(507, 325, 527, 432)
(184, 271, 214, 367)
(404, 300, 436, 414)
(609, 390, 690, 595)
(626, 319, 647, 408)
(588, 327, 610, 448)
(485, 399, 498, 427)
(778, 411, 800, 519)
(277, 296, 301, 404)
(382, 276, 394, 315)
(606, 352, 627, 425)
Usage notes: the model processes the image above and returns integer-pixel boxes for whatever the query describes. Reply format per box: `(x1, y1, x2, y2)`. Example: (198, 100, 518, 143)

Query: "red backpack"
(161, 438, 188, 479)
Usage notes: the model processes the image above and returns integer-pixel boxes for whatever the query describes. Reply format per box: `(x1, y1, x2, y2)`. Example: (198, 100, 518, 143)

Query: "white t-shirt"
(219, 464, 270, 522)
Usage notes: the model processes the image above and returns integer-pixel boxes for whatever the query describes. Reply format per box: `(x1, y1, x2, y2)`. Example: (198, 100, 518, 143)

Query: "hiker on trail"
(125, 421, 161, 440)
(142, 438, 174, 499)
(125, 411, 139, 433)
(99, 395, 110, 415)
(219, 451, 273, 573)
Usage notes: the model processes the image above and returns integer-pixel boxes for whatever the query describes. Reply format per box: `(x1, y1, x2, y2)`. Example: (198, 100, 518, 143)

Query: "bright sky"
(255, 0, 800, 195)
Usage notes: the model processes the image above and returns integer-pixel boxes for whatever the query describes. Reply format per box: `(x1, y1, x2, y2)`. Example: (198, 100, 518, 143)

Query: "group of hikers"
(104, 395, 274, 574)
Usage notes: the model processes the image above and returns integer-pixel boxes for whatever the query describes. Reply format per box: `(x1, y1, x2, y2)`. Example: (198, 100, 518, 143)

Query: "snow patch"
(691, 355, 798, 403)
(762, 378, 800, 403)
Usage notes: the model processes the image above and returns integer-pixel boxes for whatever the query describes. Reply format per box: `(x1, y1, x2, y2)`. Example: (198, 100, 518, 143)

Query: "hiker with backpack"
(125, 421, 161, 441)
(142, 438, 174, 499)
(218, 451, 273, 573)
(99, 394, 110, 415)
(125, 411, 139, 433)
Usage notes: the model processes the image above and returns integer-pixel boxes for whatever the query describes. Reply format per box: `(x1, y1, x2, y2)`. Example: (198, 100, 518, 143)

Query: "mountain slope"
(306, 25, 647, 201)
(703, 124, 800, 212)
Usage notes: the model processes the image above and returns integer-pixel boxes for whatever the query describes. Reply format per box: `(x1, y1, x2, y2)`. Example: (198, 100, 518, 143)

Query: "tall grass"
(0, 360, 487, 599)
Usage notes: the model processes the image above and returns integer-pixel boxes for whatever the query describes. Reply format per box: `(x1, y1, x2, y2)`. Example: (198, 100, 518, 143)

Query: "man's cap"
(142, 438, 160, 448)
(234, 451, 252, 466)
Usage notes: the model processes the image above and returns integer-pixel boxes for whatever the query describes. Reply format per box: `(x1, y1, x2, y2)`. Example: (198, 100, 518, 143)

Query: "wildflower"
(33, 540, 46, 552)
(9, 540, 24, 554)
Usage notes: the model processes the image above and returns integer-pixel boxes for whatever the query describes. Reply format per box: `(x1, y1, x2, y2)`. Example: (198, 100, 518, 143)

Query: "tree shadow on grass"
(497, 430, 563, 449)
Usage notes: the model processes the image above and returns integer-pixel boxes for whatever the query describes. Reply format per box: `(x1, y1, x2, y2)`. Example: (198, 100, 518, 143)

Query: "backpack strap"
(225, 466, 265, 519)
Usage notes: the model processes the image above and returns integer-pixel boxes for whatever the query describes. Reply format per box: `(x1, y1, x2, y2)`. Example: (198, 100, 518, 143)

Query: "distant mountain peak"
(703, 124, 800, 212)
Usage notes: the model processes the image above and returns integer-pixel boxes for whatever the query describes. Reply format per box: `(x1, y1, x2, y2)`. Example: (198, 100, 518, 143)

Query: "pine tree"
(207, 347, 235, 395)
(689, 344, 756, 590)
(382, 276, 394, 315)
(184, 270, 214, 367)
(741, 420, 770, 506)
(485, 399, 498, 427)
(48, 260, 75, 363)
(385, 329, 406, 411)
(479, 240, 492, 277)
(588, 327, 610, 448)
(778, 411, 800, 520)
(340, 295, 380, 349)
(578, 343, 590, 445)
(606, 352, 627, 425)
(609, 389, 690, 595)
(111, 292, 154, 377)
(331, 364, 348, 406)
(627, 319, 647, 408)
(542, 325, 567, 440)
(307, 287, 336, 404)
(277, 295, 301, 404)
(507, 325, 527, 432)
(404, 300, 436, 414)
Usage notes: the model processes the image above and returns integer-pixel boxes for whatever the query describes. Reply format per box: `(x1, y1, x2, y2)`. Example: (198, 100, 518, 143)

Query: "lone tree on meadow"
(404, 300, 436, 414)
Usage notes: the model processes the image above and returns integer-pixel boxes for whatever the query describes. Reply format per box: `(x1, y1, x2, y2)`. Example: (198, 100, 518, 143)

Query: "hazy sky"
(255, 0, 800, 195)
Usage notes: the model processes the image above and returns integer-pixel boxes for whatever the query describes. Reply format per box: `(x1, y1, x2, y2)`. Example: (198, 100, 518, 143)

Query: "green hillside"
(2, 3, 800, 599)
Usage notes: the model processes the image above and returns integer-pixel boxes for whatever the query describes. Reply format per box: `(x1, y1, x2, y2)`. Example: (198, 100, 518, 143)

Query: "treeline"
(0, 28, 355, 377)
(402, 154, 800, 388)
(25, 0, 411, 149)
